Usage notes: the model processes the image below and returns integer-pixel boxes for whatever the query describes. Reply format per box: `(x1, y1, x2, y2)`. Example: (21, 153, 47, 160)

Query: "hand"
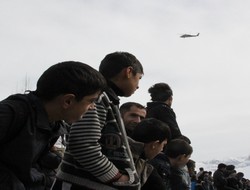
(117, 174, 129, 182)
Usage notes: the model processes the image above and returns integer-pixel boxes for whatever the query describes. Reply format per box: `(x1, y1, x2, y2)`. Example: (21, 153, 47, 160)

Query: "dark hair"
(36, 61, 106, 101)
(164, 139, 193, 158)
(218, 163, 227, 169)
(186, 159, 196, 169)
(148, 82, 173, 102)
(177, 135, 191, 144)
(236, 172, 244, 179)
(132, 118, 171, 143)
(226, 165, 235, 171)
(99, 51, 143, 79)
(120, 102, 145, 116)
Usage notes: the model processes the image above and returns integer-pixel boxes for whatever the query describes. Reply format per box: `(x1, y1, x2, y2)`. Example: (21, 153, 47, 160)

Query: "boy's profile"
(150, 139, 193, 190)
(0, 61, 106, 189)
(54, 52, 144, 189)
(131, 118, 171, 190)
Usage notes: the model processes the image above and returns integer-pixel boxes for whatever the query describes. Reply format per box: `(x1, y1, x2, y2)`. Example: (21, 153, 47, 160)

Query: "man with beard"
(120, 102, 146, 137)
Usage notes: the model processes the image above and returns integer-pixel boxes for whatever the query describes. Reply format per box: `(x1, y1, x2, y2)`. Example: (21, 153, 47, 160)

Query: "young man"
(0, 61, 106, 190)
(120, 102, 146, 137)
(146, 82, 182, 140)
(54, 52, 144, 189)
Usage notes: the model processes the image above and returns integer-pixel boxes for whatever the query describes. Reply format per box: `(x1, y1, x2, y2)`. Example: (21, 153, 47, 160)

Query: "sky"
(1, 0, 250, 176)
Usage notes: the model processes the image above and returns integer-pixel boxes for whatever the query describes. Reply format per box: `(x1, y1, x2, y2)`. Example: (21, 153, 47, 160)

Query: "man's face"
(122, 105, 146, 135)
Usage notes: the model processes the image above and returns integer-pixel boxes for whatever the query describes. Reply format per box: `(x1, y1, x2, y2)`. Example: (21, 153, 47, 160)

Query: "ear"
(124, 66, 134, 79)
(169, 96, 173, 102)
(151, 140, 160, 149)
(61, 94, 75, 109)
(177, 154, 186, 161)
(166, 96, 173, 106)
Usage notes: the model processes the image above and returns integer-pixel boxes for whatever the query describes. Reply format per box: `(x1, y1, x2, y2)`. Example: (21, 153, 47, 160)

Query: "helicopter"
(180, 33, 200, 38)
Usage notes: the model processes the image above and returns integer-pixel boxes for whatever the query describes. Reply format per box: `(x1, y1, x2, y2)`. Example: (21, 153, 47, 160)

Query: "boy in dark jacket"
(150, 139, 193, 190)
(146, 82, 182, 140)
(0, 61, 106, 190)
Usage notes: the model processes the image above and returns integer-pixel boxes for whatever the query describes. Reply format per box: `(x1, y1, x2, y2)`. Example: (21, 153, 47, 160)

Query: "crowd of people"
(0, 51, 248, 190)
(187, 164, 250, 190)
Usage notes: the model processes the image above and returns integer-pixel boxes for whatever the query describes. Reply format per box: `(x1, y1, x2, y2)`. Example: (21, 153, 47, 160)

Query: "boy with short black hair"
(54, 52, 144, 189)
(0, 61, 106, 190)
(150, 139, 193, 190)
(146, 82, 182, 140)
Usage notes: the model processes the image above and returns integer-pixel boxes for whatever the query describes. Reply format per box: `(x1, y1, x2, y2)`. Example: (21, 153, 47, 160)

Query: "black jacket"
(150, 153, 190, 190)
(146, 102, 182, 139)
(213, 169, 228, 190)
(0, 93, 67, 190)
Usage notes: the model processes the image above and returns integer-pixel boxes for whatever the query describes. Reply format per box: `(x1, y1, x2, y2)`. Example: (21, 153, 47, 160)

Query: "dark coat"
(149, 153, 171, 189)
(129, 138, 165, 190)
(146, 102, 182, 139)
(150, 153, 191, 190)
(0, 93, 67, 190)
(213, 169, 227, 190)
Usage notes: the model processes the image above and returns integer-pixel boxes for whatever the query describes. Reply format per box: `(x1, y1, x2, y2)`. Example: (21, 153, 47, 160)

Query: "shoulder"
(0, 94, 31, 118)
(0, 94, 32, 142)
(150, 153, 171, 175)
(96, 92, 111, 109)
(148, 102, 171, 112)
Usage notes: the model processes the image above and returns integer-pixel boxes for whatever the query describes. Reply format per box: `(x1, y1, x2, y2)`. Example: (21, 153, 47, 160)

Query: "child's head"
(164, 139, 193, 168)
(35, 61, 106, 123)
(132, 118, 171, 160)
(148, 82, 173, 102)
(186, 159, 196, 176)
(99, 52, 144, 97)
(36, 61, 106, 101)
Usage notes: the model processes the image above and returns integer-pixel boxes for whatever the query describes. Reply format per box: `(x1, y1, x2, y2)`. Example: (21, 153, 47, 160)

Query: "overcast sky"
(1, 0, 250, 168)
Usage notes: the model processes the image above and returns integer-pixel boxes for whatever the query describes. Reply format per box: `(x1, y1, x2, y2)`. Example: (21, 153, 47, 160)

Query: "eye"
(89, 98, 97, 104)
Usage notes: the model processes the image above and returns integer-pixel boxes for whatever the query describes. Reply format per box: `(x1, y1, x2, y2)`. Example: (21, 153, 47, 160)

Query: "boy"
(150, 139, 193, 190)
(54, 52, 144, 189)
(131, 118, 171, 190)
(146, 82, 182, 140)
(0, 61, 106, 190)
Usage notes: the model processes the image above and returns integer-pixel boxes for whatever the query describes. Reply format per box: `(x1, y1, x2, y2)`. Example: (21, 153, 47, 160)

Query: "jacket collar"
(104, 81, 124, 105)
